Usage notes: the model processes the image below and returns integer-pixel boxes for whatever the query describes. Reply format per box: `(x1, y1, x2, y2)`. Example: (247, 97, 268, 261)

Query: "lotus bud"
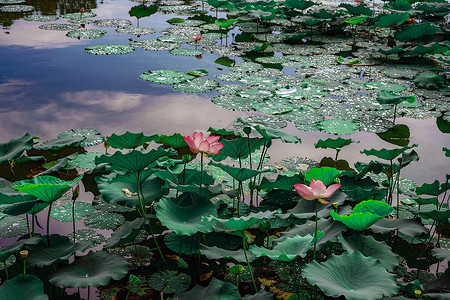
(80, 7, 85, 13)
(414, 289, 422, 299)
(20, 250, 28, 260)
(72, 185, 80, 201)
(104, 136, 110, 149)
(386, 166, 393, 178)
(230, 264, 244, 275)
(243, 126, 252, 135)
(182, 154, 192, 164)
(258, 220, 270, 231)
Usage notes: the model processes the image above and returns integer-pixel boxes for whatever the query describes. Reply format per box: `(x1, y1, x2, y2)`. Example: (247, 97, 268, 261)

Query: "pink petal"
(318, 198, 329, 204)
(294, 184, 316, 200)
(206, 142, 224, 155)
(206, 135, 220, 144)
(198, 140, 210, 153)
(310, 179, 327, 196)
(323, 184, 341, 198)
(184, 136, 199, 153)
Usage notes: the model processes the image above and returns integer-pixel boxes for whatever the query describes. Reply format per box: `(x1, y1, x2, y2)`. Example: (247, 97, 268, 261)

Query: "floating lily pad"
(85, 44, 135, 55)
(94, 18, 132, 28)
(211, 94, 254, 111)
(215, 72, 245, 82)
(173, 78, 219, 93)
(140, 70, 194, 84)
(237, 115, 287, 129)
(0, 4, 33, 12)
(0, 0, 25, 3)
(67, 229, 105, 248)
(236, 88, 273, 100)
(116, 27, 157, 35)
(364, 81, 407, 92)
(318, 119, 360, 135)
(66, 29, 106, 39)
(51, 202, 95, 222)
(169, 48, 203, 56)
(132, 39, 180, 51)
(24, 15, 59, 22)
(84, 211, 125, 230)
(228, 62, 263, 73)
(39, 23, 81, 31)
(239, 76, 277, 86)
(148, 271, 191, 294)
(275, 85, 327, 100)
(60, 12, 96, 19)
(252, 99, 294, 115)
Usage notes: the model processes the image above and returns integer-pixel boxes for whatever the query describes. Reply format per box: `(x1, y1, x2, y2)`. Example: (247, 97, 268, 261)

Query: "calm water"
(0, 0, 449, 186)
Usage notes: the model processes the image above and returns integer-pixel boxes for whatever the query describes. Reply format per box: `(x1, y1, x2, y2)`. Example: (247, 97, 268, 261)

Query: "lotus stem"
(236, 274, 239, 291)
(313, 200, 318, 261)
(199, 154, 204, 197)
(3, 262, 8, 280)
(242, 232, 258, 293)
(72, 198, 76, 244)
(47, 202, 53, 246)
(134, 243, 142, 266)
(26, 214, 32, 238)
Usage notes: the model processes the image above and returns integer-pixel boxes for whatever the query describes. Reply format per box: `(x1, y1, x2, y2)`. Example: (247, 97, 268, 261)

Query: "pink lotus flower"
(80, 7, 85, 13)
(184, 132, 223, 156)
(294, 179, 341, 204)
(190, 34, 204, 43)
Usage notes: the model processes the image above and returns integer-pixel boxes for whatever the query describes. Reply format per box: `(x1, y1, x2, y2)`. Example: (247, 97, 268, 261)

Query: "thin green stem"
(3, 262, 8, 280)
(47, 202, 53, 246)
(199, 154, 204, 197)
(72, 198, 76, 244)
(313, 200, 318, 261)
(242, 232, 258, 293)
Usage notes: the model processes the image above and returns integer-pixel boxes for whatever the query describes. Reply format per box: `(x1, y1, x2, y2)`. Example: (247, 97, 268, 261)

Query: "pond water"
(1, 0, 449, 187)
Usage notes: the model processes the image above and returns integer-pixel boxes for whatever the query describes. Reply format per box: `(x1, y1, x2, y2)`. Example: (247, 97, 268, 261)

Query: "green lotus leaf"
(395, 22, 440, 42)
(106, 131, 158, 150)
(164, 232, 200, 255)
(156, 192, 218, 236)
(251, 99, 294, 115)
(259, 172, 304, 191)
(249, 233, 322, 261)
(377, 124, 410, 146)
(413, 72, 445, 90)
(210, 161, 261, 182)
(26, 234, 89, 268)
(49, 250, 129, 288)
(199, 245, 255, 263)
(211, 94, 254, 111)
(173, 78, 219, 93)
(305, 167, 340, 186)
(24, 15, 59, 22)
(176, 277, 240, 300)
(317, 119, 360, 135)
(0, 235, 41, 254)
(345, 186, 387, 202)
(129, 4, 157, 19)
(314, 137, 358, 151)
(148, 271, 191, 294)
(154, 167, 214, 186)
(330, 211, 383, 231)
(13, 175, 82, 203)
(420, 209, 450, 224)
(339, 3, 373, 15)
(67, 229, 105, 248)
(365, 81, 407, 92)
(352, 200, 394, 217)
(67, 152, 102, 169)
(376, 90, 415, 106)
(214, 18, 238, 28)
(416, 180, 444, 196)
(284, 0, 315, 10)
(84, 211, 125, 230)
(345, 15, 368, 25)
(228, 61, 263, 73)
(0, 186, 40, 215)
(206, 210, 279, 231)
(0, 133, 34, 165)
(33, 136, 85, 151)
(302, 251, 399, 300)
(140, 70, 195, 84)
(116, 27, 156, 35)
(432, 248, 450, 261)
(313, 8, 336, 19)
(104, 217, 145, 248)
(57, 129, 102, 147)
(378, 47, 405, 56)
(373, 12, 409, 28)
(85, 44, 135, 55)
(443, 147, 450, 157)
(95, 148, 173, 171)
(211, 137, 264, 162)
(361, 144, 417, 161)
(108, 169, 154, 185)
(251, 125, 301, 144)
(402, 42, 449, 57)
(187, 69, 209, 77)
(0, 254, 15, 269)
(275, 85, 326, 100)
(0, 274, 48, 300)
(383, 0, 412, 11)
(0, 215, 28, 238)
(338, 233, 398, 271)
(50, 201, 95, 222)
(0, 4, 33, 12)
(66, 29, 106, 39)
(132, 39, 180, 51)
(207, 0, 228, 8)
(170, 48, 204, 56)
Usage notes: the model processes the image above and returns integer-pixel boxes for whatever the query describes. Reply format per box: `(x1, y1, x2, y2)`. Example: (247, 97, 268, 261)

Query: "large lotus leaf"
(104, 217, 145, 248)
(206, 210, 279, 231)
(0, 133, 33, 165)
(338, 233, 398, 271)
(402, 42, 449, 57)
(95, 148, 173, 172)
(373, 12, 409, 28)
(0, 187, 40, 215)
(140, 70, 195, 84)
(416, 180, 443, 196)
(106, 131, 157, 149)
(129, 4, 157, 18)
(420, 209, 450, 224)
(330, 211, 383, 231)
(50, 201, 95, 222)
(173, 78, 219, 93)
(395, 22, 440, 42)
(148, 270, 191, 293)
(209, 161, 261, 182)
(364, 81, 407, 93)
(361, 144, 417, 161)
(352, 200, 394, 217)
(259, 171, 304, 191)
(302, 251, 399, 300)
(339, 3, 373, 15)
(252, 125, 301, 144)
(164, 233, 201, 255)
(49, 250, 128, 288)
(84, 211, 125, 230)
(154, 167, 214, 186)
(154, 133, 187, 148)
(0, 215, 28, 238)
(98, 173, 166, 208)
(0, 274, 48, 300)
(242, 290, 274, 300)
(57, 129, 103, 147)
(211, 137, 265, 162)
(284, 0, 315, 10)
(156, 192, 217, 236)
(384, 0, 412, 11)
(377, 124, 410, 146)
(0, 235, 41, 254)
(345, 186, 387, 202)
(314, 137, 358, 151)
(33, 136, 85, 150)
(199, 245, 255, 263)
(13, 175, 82, 203)
(376, 90, 414, 106)
(26, 234, 89, 268)
(413, 72, 445, 90)
(67, 229, 105, 248)
(66, 152, 102, 169)
(176, 277, 240, 300)
(317, 119, 360, 135)
(249, 233, 322, 262)
(432, 248, 450, 261)
(304, 167, 341, 186)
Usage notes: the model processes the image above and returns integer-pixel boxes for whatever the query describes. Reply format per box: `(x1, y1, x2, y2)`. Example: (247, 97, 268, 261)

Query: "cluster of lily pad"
(0, 124, 448, 299)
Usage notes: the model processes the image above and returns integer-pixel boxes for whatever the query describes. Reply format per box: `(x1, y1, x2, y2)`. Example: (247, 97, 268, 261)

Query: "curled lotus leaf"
(0, 133, 33, 165)
(49, 250, 129, 288)
(140, 70, 194, 84)
(0, 4, 33, 12)
(116, 27, 157, 35)
(173, 78, 219, 93)
(330, 211, 383, 231)
(302, 251, 399, 300)
(199, 245, 255, 263)
(85, 44, 135, 55)
(66, 29, 107, 39)
(93, 18, 132, 28)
